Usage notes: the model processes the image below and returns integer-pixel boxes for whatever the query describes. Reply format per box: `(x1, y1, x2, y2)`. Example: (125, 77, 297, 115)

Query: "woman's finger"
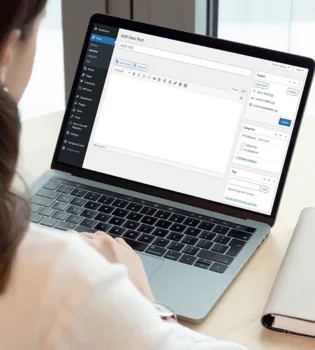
(115, 237, 133, 252)
(80, 232, 96, 240)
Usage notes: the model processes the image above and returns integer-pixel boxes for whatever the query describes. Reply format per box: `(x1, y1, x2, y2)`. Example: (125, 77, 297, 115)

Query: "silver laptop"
(30, 14, 314, 323)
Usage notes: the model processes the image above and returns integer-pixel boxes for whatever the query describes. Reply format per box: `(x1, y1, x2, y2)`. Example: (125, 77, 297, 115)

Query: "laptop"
(30, 14, 314, 323)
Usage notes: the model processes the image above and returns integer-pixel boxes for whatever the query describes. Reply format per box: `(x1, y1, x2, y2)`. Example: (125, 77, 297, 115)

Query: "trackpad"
(138, 253, 164, 279)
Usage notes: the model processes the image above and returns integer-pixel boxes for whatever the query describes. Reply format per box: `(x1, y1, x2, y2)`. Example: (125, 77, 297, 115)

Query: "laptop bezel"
(51, 13, 314, 227)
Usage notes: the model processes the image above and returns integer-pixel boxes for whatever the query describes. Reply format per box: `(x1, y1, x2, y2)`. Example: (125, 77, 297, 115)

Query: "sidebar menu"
(58, 24, 119, 168)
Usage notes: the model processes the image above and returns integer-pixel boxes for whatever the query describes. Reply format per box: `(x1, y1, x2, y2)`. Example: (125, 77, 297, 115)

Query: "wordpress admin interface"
(58, 24, 308, 215)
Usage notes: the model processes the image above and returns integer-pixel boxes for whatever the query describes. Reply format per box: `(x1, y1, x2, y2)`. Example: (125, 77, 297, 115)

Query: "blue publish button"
(90, 34, 116, 46)
(279, 118, 292, 127)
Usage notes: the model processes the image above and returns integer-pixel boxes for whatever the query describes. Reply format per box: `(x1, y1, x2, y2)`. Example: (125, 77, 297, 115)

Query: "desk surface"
(20, 111, 315, 350)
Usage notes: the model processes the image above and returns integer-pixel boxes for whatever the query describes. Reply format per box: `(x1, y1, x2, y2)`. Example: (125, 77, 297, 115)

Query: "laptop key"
(55, 221, 76, 231)
(38, 207, 55, 217)
(226, 246, 243, 258)
(183, 218, 200, 227)
(146, 245, 167, 257)
(123, 238, 148, 252)
(56, 185, 73, 194)
(153, 238, 170, 248)
(169, 214, 185, 223)
(138, 234, 155, 244)
(52, 211, 68, 221)
(194, 258, 212, 269)
(123, 220, 140, 230)
(112, 208, 129, 218)
(170, 223, 186, 233)
(66, 215, 83, 225)
(155, 210, 171, 220)
(112, 199, 128, 208)
(182, 245, 199, 256)
(80, 218, 97, 229)
(226, 239, 246, 257)
(109, 226, 126, 236)
(94, 222, 111, 232)
(179, 254, 197, 265)
(109, 217, 125, 226)
(126, 203, 143, 212)
(227, 229, 252, 241)
(241, 226, 256, 233)
(198, 231, 216, 241)
(36, 188, 59, 200)
(66, 205, 82, 215)
(164, 250, 182, 261)
(84, 192, 101, 201)
(56, 194, 73, 203)
(43, 181, 60, 191)
(31, 204, 41, 213)
(197, 250, 234, 265)
(198, 221, 215, 231)
(166, 232, 183, 242)
(214, 235, 231, 245)
(140, 206, 157, 215)
(95, 213, 111, 223)
(141, 216, 158, 225)
(210, 263, 228, 274)
(138, 224, 154, 234)
(70, 188, 87, 198)
(84, 201, 101, 211)
(99, 204, 115, 214)
(123, 230, 141, 240)
(81, 209, 97, 219)
(168, 241, 185, 252)
(213, 225, 230, 235)
(41, 217, 59, 228)
(155, 219, 172, 229)
(196, 239, 213, 250)
(228, 238, 246, 248)
(211, 243, 229, 254)
(182, 236, 198, 246)
(71, 197, 88, 207)
(98, 195, 115, 205)
(152, 228, 169, 238)
(31, 213, 44, 223)
(75, 226, 96, 234)
(126, 212, 143, 221)
(184, 227, 201, 237)
(52, 201, 69, 211)
(32, 195, 54, 208)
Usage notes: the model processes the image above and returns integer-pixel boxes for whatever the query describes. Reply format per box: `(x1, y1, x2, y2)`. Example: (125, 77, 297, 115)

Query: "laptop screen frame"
(51, 13, 315, 227)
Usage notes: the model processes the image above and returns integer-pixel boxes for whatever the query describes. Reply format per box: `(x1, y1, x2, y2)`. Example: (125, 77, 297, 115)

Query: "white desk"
(20, 111, 315, 349)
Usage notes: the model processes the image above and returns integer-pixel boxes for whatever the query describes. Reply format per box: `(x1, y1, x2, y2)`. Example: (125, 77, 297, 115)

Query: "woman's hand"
(73, 231, 155, 302)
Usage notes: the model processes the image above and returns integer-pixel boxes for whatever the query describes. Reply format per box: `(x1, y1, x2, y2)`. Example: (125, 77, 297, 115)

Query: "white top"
(0, 225, 247, 350)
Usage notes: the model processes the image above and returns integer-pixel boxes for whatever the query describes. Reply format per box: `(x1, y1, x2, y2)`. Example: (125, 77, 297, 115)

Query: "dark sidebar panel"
(57, 24, 119, 168)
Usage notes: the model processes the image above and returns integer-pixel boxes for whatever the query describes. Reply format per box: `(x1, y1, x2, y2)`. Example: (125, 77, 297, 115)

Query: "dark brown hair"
(0, 0, 47, 292)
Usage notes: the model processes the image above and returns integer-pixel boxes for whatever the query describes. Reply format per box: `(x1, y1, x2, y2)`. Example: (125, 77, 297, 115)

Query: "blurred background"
(20, 0, 315, 120)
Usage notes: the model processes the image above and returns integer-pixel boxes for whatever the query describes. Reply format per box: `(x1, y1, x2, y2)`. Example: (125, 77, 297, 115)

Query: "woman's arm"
(42, 233, 247, 350)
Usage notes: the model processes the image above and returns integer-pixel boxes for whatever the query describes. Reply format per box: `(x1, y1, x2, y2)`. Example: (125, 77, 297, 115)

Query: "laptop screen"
(57, 22, 309, 216)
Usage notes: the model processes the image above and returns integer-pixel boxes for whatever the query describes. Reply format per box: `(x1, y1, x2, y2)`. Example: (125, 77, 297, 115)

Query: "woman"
(0, 1, 247, 349)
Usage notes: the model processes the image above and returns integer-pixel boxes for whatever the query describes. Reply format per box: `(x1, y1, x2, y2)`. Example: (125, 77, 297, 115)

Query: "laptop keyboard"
(31, 177, 256, 274)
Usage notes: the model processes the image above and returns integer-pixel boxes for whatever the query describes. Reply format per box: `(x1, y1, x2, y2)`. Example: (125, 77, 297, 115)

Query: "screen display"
(58, 23, 309, 215)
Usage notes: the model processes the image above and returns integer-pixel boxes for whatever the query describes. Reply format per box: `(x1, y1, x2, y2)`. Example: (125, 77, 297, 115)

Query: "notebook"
(262, 207, 315, 338)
